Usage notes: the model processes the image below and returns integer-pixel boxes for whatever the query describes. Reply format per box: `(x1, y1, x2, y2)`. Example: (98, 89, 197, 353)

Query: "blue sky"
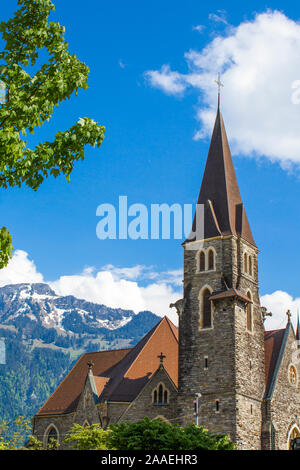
(0, 0, 300, 328)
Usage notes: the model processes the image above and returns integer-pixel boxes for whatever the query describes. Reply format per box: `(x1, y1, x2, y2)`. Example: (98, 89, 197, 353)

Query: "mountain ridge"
(0, 283, 163, 425)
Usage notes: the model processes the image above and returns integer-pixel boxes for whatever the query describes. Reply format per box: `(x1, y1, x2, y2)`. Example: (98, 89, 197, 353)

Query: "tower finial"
(286, 309, 292, 324)
(87, 360, 94, 372)
(215, 73, 224, 109)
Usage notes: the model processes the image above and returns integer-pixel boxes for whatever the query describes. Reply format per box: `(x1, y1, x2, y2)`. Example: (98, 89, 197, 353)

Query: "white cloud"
(0, 250, 44, 287)
(208, 10, 228, 25)
(145, 65, 187, 96)
(0, 251, 181, 324)
(192, 25, 205, 33)
(101, 264, 149, 281)
(50, 266, 182, 325)
(261, 290, 300, 332)
(145, 10, 300, 167)
(1, 251, 299, 330)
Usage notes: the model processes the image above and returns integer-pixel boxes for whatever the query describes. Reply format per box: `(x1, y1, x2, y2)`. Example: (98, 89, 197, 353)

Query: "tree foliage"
(106, 418, 235, 450)
(0, 416, 31, 449)
(63, 418, 235, 451)
(64, 423, 110, 450)
(0, 0, 105, 267)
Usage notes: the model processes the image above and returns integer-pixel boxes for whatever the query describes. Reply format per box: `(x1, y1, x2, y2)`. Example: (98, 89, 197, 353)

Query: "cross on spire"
(158, 352, 166, 366)
(286, 310, 292, 323)
(215, 73, 224, 109)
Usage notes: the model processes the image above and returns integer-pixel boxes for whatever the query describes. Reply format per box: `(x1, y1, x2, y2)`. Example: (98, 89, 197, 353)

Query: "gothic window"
(288, 426, 300, 450)
(152, 383, 169, 405)
(201, 288, 212, 329)
(208, 249, 214, 270)
(246, 291, 253, 332)
(215, 400, 220, 412)
(44, 425, 59, 449)
(244, 253, 248, 273)
(47, 427, 58, 444)
(199, 251, 205, 271)
(158, 384, 163, 403)
(248, 255, 252, 276)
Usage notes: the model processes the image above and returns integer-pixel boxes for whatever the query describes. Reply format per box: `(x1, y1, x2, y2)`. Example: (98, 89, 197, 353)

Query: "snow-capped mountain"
(0, 283, 136, 333)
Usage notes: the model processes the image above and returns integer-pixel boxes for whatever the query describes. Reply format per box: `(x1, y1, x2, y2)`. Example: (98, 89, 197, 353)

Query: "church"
(32, 102, 300, 450)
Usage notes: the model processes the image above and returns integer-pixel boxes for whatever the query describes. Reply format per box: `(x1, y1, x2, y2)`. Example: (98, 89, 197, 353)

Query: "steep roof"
(97, 316, 178, 402)
(35, 316, 178, 416)
(264, 328, 285, 396)
(264, 321, 294, 399)
(186, 109, 256, 247)
(36, 348, 130, 416)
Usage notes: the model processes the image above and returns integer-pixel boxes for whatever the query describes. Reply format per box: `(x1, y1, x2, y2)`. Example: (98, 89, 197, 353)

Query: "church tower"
(177, 102, 265, 450)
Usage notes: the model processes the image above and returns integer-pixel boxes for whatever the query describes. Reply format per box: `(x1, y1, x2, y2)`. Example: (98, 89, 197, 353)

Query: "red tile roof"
(36, 348, 130, 416)
(209, 288, 252, 303)
(36, 316, 178, 416)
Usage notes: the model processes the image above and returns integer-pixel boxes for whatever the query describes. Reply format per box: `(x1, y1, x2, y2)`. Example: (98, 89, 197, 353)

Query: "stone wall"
(178, 236, 265, 449)
(33, 413, 76, 449)
(120, 366, 177, 423)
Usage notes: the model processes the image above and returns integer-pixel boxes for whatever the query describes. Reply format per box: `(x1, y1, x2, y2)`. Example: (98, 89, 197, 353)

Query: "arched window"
(246, 291, 253, 332)
(248, 256, 252, 276)
(208, 249, 214, 270)
(45, 425, 59, 449)
(288, 426, 300, 449)
(199, 251, 205, 271)
(152, 383, 169, 405)
(202, 288, 212, 328)
(244, 253, 248, 273)
(158, 384, 163, 404)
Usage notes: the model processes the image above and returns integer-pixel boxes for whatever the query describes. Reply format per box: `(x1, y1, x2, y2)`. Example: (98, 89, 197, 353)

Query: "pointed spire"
(187, 107, 256, 247)
(296, 310, 300, 341)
